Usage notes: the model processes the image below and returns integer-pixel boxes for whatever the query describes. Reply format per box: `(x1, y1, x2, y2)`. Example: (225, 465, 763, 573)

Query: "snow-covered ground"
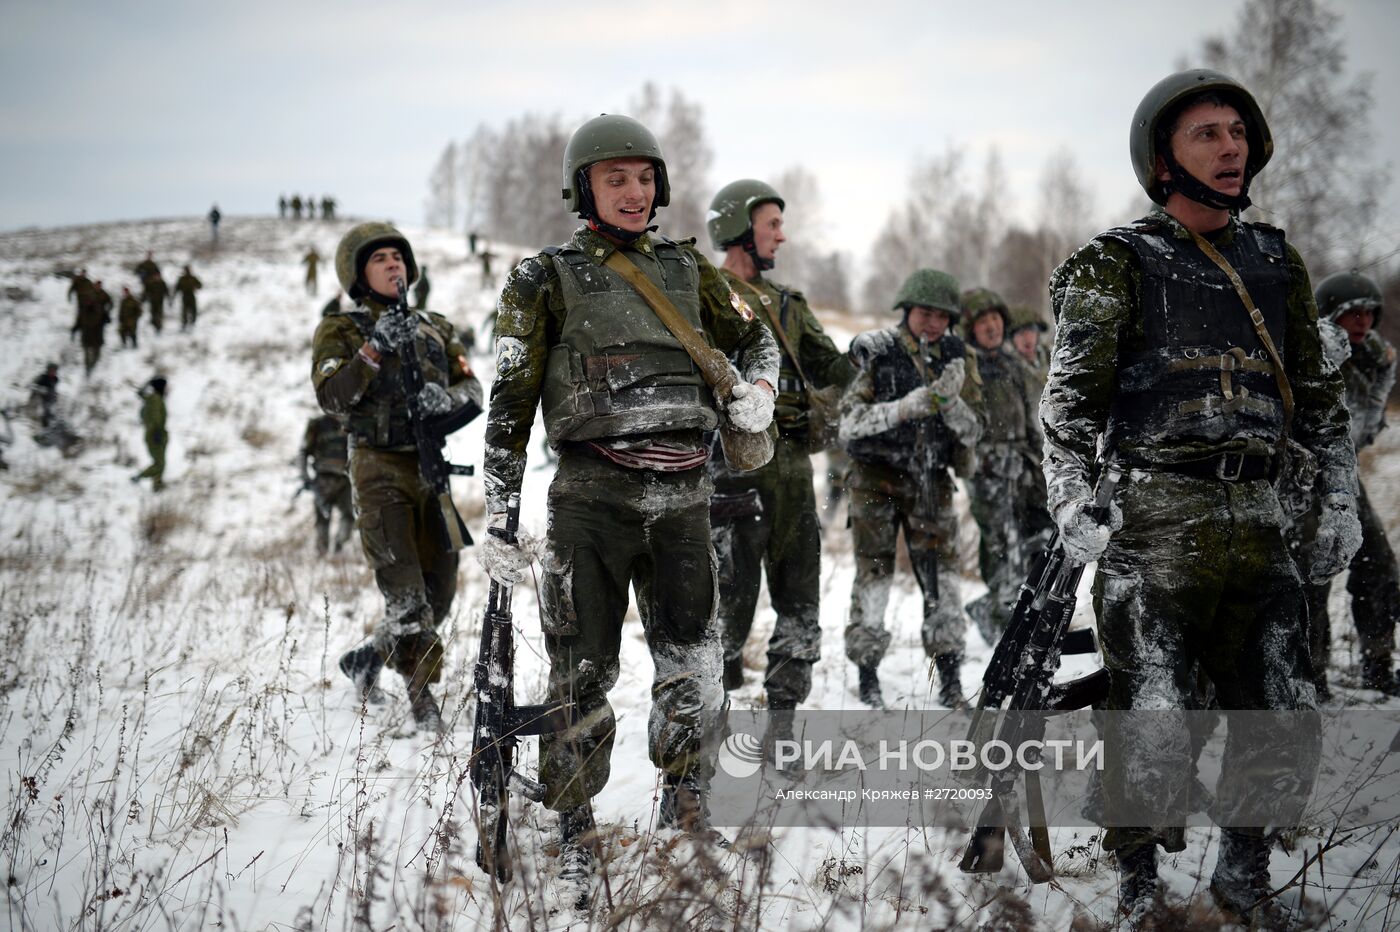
(0, 216, 1397, 930)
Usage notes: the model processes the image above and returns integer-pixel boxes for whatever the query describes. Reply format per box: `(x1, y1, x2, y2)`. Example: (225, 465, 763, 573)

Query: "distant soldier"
(467, 230, 478, 255)
(412, 265, 430, 309)
(959, 288, 1054, 642)
(1307, 270, 1400, 695)
(302, 247, 320, 296)
(320, 196, 331, 220)
(92, 279, 113, 319)
(320, 290, 343, 318)
(305, 195, 316, 219)
(279, 194, 288, 219)
(1008, 304, 1051, 391)
(72, 279, 111, 374)
(67, 268, 94, 310)
(133, 376, 168, 491)
(30, 363, 60, 427)
(291, 194, 303, 220)
(208, 204, 222, 244)
(324, 195, 337, 220)
(479, 247, 496, 289)
(134, 252, 161, 287)
(839, 269, 983, 709)
(301, 413, 355, 555)
(143, 272, 170, 334)
(175, 265, 202, 331)
(118, 286, 142, 347)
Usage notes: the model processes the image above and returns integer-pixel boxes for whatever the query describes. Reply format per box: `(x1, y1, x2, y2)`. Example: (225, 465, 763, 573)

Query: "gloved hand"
(727, 380, 775, 433)
(929, 358, 965, 400)
(941, 396, 981, 445)
(418, 382, 453, 415)
(895, 386, 939, 422)
(477, 512, 538, 586)
(1307, 492, 1363, 583)
(1054, 495, 1124, 566)
(369, 311, 417, 355)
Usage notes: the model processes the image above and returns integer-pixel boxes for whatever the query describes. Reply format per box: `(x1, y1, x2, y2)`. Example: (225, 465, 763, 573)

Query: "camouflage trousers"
(1306, 481, 1400, 673)
(844, 467, 965, 667)
(965, 455, 1054, 644)
(349, 446, 458, 692)
(313, 471, 355, 555)
(711, 434, 822, 707)
(180, 299, 197, 330)
(149, 298, 164, 333)
(537, 450, 725, 812)
(136, 430, 166, 490)
(119, 326, 137, 348)
(1094, 470, 1318, 855)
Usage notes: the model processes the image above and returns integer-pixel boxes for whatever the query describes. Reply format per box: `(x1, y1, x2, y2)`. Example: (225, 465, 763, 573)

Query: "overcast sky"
(3, 0, 1396, 267)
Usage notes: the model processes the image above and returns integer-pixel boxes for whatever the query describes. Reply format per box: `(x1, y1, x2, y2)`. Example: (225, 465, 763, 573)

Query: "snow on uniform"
(1043, 206, 1356, 855)
(840, 324, 983, 668)
(484, 225, 779, 813)
(312, 295, 481, 696)
(708, 270, 853, 707)
(302, 414, 355, 556)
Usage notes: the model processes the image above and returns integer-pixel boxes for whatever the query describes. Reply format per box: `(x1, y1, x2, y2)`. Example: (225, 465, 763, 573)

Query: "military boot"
(934, 652, 965, 709)
(857, 664, 886, 709)
(1211, 830, 1290, 927)
(1116, 844, 1158, 925)
(338, 645, 387, 706)
(557, 804, 595, 905)
(723, 655, 745, 691)
(1360, 655, 1400, 696)
(407, 682, 445, 735)
(658, 773, 729, 847)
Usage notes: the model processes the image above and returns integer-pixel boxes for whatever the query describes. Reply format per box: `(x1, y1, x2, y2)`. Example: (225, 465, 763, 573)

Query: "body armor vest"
(1101, 218, 1290, 450)
(846, 327, 963, 473)
(340, 309, 453, 449)
(542, 238, 718, 445)
(974, 344, 1030, 446)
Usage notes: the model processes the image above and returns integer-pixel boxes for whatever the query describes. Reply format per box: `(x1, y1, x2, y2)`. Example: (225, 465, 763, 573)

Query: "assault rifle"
(469, 494, 571, 882)
(913, 334, 940, 600)
(958, 461, 1122, 882)
(391, 279, 478, 548)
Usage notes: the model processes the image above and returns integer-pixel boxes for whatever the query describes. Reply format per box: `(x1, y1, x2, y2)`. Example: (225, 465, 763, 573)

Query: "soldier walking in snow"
(118, 286, 142, 347)
(300, 413, 355, 555)
(72, 278, 111, 374)
(279, 194, 288, 219)
(302, 247, 321, 296)
(478, 247, 496, 289)
(839, 269, 983, 710)
(291, 194, 303, 220)
(704, 179, 853, 723)
(1042, 70, 1359, 926)
(132, 376, 168, 491)
(312, 223, 482, 732)
(135, 253, 169, 334)
(478, 114, 779, 890)
(208, 204, 221, 244)
(174, 265, 202, 331)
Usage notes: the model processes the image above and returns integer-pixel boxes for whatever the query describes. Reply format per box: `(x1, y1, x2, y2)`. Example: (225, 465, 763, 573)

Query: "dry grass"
(140, 500, 192, 545)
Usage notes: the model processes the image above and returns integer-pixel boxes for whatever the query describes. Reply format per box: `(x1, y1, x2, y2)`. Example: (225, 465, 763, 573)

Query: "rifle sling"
(731, 277, 812, 387)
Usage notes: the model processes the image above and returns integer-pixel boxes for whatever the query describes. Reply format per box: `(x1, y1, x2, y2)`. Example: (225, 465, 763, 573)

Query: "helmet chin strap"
(1162, 149, 1253, 212)
(734, 230, 775, 273)
(577, 171, 657, 243)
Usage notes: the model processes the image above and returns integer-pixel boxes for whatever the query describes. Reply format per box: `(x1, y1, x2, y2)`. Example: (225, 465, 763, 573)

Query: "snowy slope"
(0, 216, 1397, 930)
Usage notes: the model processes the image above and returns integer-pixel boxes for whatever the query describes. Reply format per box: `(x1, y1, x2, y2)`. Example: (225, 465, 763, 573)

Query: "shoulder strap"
(732, 277, 811, 386)
(1188, 230, 1294, 438)
(601, 250, 737, 400)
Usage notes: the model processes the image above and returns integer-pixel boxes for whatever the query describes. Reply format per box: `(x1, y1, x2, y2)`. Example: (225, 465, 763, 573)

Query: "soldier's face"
(906, 306, 951, 342)
(1337, 306, 1376, 345)
(972, 312, 1004, 350)
(1012, 327, 1039, 360)
(750, 202, 786, 262)
(588, 158, 656, 233)
(1159, 102, 1248, 198)
(363, 246, 407, 297)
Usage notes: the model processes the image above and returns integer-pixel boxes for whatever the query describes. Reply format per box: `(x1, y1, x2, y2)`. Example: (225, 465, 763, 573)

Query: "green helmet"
(561, 114, 670, 213)
(959, 287, 1009, 336)
(1008, 304, 1050, 335)
(335, 222, 418, 300)
(893, 269, 961, 321)
(1315, 269, 1384, 324)
(707, 179, 785, 250)
(1130, 69, 1273, 205)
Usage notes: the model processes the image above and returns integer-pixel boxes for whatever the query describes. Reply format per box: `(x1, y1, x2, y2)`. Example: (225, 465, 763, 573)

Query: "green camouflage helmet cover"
(893, 268, 961, 321)
(562, 114, 670, 212)
(707, 179, 785, 250)
(1008, 303, 1050, 334)
(959, 287, 1010, 336)
(1315, 269, 1384, 325)
(335, 222, 418, 300)
(1130, 69, 1273, 205)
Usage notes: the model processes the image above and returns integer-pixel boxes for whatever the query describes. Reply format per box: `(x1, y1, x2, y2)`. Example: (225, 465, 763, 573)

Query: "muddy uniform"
(710, 272, 853, 705)
(302, 414, 355, 555)
(175, 270, 202, 330)
(484, 227, 779, 812)
(118, 294, 142, 347)
(313, 301, 481, 694)
(1044, 208, 1355, 856)
(965, 339, 1054, 641)
(841, 326, 983, 668)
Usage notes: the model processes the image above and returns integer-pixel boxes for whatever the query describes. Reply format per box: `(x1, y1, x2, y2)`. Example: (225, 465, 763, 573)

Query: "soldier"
(279, 194, 288, 219)
(136, 253, 169, 335)
(839, 269, 983, 710)
(1307, 270, 1399, 695)
(291, 194, 303, 220)
(479, 247, 496, 289)
(312, 222, 483, 732)
(132, 376, 168, 491)
(959, 288, 1054, 642)
(72, 279, 111, 374)
(30, 363, 60, 427)
(468, 230, 478, 255)
(413, 265, 430, 310)
(477, 114, 779, 885)
(1042, 70, 1359, 925)
(66, 268, 93, 310)
(303, 247, 321, 296)
(175, 265, 202, 331)
(704, 179, 853, 720)
(208, 204, 222, 244)
(134, 252, 161, 287)
(301, 413, 356, 556)
(118, 286, 142, 347)
(1008, 304, 1051, 391)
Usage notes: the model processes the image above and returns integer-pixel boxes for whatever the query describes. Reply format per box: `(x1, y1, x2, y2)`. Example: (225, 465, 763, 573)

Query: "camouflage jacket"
(134, 259, 161, 285)
(141, 393, 166, 439)
(972, 340, 1043, 477)
(143, 277, 169, 302)
(1341, 330, 1397, 451)
(1043, 208, 1354, 516)
(174, 273, 201, 302)
(483, 226, 780, 512)
(118, 295, 142, 327)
